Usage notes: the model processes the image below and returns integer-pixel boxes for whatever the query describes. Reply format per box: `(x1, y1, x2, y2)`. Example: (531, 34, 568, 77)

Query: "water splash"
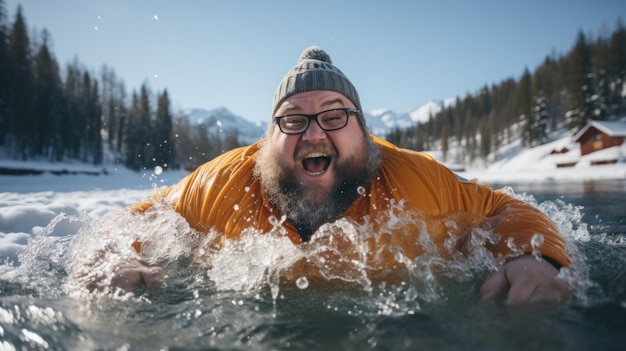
(5, 185, 598, 308)
(2, 212, 89, 296)
(499, 187, 595, 302)
(192, 200, 507, 306)
(63, 196, 200, 298)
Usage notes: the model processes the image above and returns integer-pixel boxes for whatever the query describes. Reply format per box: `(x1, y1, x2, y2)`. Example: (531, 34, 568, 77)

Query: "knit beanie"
(272, 46, 362, 116)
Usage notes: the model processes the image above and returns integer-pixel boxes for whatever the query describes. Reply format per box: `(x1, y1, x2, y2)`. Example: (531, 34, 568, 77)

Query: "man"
(83, 46, 571, 304)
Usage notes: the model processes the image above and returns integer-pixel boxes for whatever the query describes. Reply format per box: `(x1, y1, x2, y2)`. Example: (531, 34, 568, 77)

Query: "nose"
(301, 119, 327, 142)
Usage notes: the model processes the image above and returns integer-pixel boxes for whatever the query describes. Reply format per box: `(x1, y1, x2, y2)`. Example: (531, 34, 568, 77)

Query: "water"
(1, 180, 626, 350)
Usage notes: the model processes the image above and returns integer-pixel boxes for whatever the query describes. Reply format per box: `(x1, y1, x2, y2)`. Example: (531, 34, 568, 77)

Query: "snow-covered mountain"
(364, 99, 456, 136)
(182, 107, 268, 145)
(183, 99, 456, 143)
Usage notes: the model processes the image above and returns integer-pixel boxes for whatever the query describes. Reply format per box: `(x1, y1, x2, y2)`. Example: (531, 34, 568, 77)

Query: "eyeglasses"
(274, 108, 361, 135)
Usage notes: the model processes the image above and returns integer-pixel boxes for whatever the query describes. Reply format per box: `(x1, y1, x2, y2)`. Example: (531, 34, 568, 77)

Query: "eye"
(282, 115, 307, 129)
(319, 110, 345, 127)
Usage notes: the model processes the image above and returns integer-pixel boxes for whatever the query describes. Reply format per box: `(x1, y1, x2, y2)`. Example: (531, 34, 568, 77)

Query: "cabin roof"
(573, 120, 626, 142)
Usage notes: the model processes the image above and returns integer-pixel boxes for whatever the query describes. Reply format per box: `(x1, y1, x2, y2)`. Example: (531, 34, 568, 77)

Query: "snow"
(183, 107, 267, 144)
(408, 99, 454, 124)
(457, 135, 626, 183)
(1, 132, 625, 271)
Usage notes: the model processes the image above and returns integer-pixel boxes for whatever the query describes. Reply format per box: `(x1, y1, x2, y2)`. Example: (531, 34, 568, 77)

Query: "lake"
(1, 179, 625, 350)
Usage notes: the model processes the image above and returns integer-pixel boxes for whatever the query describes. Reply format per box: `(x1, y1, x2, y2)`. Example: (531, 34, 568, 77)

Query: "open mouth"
(302, 153, 332, 176)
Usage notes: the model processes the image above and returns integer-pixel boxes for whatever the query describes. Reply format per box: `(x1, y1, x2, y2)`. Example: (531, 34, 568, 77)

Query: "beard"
(254, 135, 382, 240)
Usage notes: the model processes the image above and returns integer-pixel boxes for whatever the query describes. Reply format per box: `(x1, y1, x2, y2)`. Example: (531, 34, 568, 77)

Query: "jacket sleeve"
(437, 163, 571, 267)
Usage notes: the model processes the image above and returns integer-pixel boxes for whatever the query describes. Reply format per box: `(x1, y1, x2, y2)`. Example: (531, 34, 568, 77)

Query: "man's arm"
(448, 174, 572, 304)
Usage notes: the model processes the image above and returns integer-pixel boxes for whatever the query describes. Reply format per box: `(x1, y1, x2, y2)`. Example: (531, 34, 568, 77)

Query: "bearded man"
(91, 46, 571, 304)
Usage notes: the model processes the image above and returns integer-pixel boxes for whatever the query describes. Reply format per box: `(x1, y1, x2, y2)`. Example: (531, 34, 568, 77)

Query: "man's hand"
(109, 260, 165, 292)
(480, 255, 570, 304)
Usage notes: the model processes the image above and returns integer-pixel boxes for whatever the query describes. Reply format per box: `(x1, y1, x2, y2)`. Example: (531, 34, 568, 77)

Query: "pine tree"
(153, 89, 175, 168)
(33, 29, 64, 160)
(7, 5, 35, 159)
(532, 91, 550, 145)
(517, 68, 534, 147)
(138, 84, 152, 168)
(0, 0, 10, 144)
(440, 123, 449, 161)
(566, 31, 596, 133)
(478, 116, 490, 160)
(100, 64, 128, 157)
(608, 18, 626, 117)
(100, 65, 116, 148)
(172, 114, 195, 170)
(82, 72, 102, 164)
(63, 61, 85, 159)
(115, 100, 127, 157)
(124, 85, 152, 170)
(124, 92, 141, 170)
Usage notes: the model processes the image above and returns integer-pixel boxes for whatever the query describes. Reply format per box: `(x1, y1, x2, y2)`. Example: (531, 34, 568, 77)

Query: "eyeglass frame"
(274, 108, 361, 135)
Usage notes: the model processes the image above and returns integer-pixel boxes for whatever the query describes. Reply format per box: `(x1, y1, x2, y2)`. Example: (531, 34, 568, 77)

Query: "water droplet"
(233, 204, 240, 211)
(531, 233, 545, 259)
(296, 277, 309, 289)
(154, 166, 163, 175)
(357, 186, 366, 195)
(531, 233, 544, 249)
(152, 15, 159, 21)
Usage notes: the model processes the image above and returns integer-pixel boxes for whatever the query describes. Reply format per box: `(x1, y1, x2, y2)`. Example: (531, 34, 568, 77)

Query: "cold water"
(1, 179, 625, 351)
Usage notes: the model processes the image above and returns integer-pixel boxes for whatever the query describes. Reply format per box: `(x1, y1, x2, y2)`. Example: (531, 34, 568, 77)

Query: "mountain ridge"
(182, 99, 454, 144)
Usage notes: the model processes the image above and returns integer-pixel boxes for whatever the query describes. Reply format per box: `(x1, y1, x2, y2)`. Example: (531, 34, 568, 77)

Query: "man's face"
(255, 90, 381, 235)
(270, 91, 369, 200)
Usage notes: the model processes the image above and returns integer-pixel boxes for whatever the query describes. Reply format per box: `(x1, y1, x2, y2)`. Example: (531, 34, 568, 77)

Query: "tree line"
(386, 19, 626, 166)
(0, 2, 239, 171)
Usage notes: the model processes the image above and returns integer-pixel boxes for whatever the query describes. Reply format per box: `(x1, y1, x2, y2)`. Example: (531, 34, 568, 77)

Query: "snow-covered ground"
(457, 135, 626, 183)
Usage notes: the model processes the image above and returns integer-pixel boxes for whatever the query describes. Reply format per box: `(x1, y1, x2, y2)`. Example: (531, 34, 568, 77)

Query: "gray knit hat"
(272, 46, 362, 115)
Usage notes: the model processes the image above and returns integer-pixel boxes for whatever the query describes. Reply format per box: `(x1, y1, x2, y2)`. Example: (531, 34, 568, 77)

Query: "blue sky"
(5, 0, 626, 122)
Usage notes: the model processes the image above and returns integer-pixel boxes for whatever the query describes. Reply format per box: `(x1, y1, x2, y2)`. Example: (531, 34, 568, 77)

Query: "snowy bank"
(457, 135, 626, 184)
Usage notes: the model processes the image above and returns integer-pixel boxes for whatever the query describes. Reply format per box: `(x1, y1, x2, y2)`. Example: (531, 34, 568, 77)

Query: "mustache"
(294, 142, 338, 161)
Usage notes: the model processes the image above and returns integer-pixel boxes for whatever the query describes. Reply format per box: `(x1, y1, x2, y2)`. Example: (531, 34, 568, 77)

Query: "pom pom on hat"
(299, 46, 332, 64)
(273, 46, 361, 115)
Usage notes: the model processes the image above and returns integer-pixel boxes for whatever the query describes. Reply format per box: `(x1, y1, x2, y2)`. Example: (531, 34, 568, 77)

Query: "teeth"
(305, 169, 325, 176)
(304, 152, 328, 159)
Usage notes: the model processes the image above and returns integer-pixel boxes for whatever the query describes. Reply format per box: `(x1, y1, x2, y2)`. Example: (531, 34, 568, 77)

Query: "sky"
(4, 0, 626, 122)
